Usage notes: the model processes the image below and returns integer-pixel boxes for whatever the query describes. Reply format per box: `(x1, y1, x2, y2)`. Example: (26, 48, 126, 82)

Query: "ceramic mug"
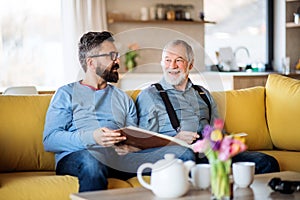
(294, 13, 300, 24)
(191, 164, 211, 190)
(232, 162, 255, 188)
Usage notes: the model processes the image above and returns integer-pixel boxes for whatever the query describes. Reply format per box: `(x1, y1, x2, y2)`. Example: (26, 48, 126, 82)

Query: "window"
(204, 0, 270, 71)
(0, 0, 62, 91)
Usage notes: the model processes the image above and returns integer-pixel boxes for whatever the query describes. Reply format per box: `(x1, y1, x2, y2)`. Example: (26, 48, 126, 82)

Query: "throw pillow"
(266, 74, 300, 151)
(212, 87, 273, 150)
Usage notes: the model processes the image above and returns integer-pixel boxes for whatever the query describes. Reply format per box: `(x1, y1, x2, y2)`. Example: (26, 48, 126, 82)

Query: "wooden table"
(70, 171, 300, 200)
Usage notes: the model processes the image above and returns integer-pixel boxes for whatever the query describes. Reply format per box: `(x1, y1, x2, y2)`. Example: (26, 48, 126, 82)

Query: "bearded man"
(43, 32, 195, 192)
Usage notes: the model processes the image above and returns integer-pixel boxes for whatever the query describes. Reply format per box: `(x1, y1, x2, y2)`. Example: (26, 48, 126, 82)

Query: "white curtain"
(61, 0, 107, 84)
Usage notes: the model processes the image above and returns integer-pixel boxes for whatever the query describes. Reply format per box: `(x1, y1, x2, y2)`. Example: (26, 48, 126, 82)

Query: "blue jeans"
(232, 151, 280, 174)
(56, 145, 195, 192)
(196, 151, 280, 174)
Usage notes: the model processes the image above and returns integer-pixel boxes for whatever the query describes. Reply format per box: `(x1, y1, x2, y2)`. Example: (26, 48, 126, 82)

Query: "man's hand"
(93, 127, 126, 147)
(175, 131, 199, 144)
(113, 144, 140, 155)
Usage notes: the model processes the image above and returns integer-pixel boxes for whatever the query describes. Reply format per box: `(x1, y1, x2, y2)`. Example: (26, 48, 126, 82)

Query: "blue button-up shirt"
(136, 78, 219, 137)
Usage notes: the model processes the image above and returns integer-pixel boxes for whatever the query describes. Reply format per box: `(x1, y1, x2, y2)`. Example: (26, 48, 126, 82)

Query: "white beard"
(163, 68, 189, 86)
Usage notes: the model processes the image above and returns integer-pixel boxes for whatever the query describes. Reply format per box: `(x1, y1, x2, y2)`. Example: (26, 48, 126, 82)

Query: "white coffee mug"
(294, 13, 300, 24)
(232, 162, 255, 188)
(191, 164, 211, 189)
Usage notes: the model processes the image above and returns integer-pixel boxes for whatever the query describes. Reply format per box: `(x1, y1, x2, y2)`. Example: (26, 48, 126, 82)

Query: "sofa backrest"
(125, 90, 141, 101)
(265, 74, 300, 151)
(0, 95, 55, 172)
(0, 90, 143, 173)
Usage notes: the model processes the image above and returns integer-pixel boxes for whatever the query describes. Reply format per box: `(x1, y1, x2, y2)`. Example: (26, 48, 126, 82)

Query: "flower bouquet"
(192, 119, 247, 200)
(125, 43, 139, 71)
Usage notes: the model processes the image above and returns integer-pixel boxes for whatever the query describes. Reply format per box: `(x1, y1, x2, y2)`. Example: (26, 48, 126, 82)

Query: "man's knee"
(232, 151, 280, 174)
(258, 154, 280, 174)
(80, 152, 108, 175)
(174, 147, 195, 161)
(156, 146, 195, 161)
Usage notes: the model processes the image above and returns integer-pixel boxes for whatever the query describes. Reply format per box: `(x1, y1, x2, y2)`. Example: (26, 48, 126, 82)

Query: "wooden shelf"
(286, 22, 300, 28)
(286, 0, 300, 2)
(108, 19, 216, 25)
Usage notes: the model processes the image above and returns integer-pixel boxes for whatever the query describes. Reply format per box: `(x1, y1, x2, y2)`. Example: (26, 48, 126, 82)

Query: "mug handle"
(137, 163, 153, 190)
(189, 166, 196, 187)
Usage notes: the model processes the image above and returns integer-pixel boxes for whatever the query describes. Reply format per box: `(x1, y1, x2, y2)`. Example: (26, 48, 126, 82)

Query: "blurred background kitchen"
(0, 0, 299, 92)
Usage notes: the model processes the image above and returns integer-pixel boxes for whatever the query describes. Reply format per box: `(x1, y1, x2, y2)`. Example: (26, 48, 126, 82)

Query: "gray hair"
(162, 40, 194, 64)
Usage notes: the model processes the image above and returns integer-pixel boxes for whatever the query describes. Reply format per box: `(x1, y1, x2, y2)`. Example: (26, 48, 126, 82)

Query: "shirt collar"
(79, 80, 110, 91)
(160, 77, 194, 91)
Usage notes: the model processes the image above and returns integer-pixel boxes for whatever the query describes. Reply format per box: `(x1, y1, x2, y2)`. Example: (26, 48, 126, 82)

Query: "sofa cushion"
(260, 150, 300, 172)
(0, 171, 78, 200)
(107, 178, 133, 189)
(0, 172, 135, 199)
(126, 176, 151, 187)
(212, 87, 273, 150)
(265, 74, 300, 151)
(0, 95, 54, 172)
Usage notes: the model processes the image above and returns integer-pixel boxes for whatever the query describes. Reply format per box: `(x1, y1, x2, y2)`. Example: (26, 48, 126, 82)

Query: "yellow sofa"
(0, 74, 299, 199)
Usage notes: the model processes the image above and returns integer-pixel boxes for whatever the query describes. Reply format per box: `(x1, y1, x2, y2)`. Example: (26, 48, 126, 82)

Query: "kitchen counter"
(116, 71, 300, 91)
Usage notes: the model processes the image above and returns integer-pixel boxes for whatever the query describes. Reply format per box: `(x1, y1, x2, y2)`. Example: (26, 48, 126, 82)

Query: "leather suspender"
(191, 85, 211, 123)
(152, 83, 211, 133)
(153, 83, 181, 132)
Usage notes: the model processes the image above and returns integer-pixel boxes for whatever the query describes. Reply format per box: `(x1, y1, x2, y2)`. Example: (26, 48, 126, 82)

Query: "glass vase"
(209, 154, 232, 200)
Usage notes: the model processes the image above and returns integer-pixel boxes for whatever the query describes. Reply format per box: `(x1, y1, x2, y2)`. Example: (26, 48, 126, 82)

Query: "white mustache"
(166, 69, 181, 73)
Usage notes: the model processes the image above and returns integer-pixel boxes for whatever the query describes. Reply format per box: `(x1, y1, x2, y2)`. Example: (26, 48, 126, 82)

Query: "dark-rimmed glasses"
(88, 51, 119, 61)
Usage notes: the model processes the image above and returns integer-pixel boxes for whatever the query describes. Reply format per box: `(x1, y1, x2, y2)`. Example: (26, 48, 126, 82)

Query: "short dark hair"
(78, 31, 114, 71)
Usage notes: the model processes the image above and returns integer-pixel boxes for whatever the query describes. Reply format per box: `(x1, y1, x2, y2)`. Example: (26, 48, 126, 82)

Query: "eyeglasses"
(88, 51, 119, 61)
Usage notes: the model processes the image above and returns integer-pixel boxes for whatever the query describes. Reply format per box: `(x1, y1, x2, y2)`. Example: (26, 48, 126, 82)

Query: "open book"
(117, 126, 191, 150)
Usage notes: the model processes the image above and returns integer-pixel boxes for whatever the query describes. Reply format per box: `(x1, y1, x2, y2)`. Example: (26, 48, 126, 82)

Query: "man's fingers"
(101, 130, 122, 137)
(100, 135, 125, 144)
(102, 138, 123, 147)
(102, 136, 126, 143)
(93, 127, 126, 147)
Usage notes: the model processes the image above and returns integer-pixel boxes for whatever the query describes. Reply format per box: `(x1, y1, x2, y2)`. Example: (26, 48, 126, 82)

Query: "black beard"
(97, 63, 119, 83)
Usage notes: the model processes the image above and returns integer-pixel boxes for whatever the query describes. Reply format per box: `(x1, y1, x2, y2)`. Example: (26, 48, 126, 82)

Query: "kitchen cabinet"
(107, 19, 215, 25)
(233, 73, 300, 90)
(233, 75, 269, 90)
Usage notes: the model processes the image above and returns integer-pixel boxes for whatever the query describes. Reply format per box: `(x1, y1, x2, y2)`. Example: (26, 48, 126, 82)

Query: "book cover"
(117, 126, 191, 150)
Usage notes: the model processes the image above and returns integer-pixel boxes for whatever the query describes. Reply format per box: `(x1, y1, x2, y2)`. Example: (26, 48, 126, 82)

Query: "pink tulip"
(193, 119, 247, 162)
(193, 139, 210, 153)
(218, 136, 232, 160)
(214, 118, 224, 130)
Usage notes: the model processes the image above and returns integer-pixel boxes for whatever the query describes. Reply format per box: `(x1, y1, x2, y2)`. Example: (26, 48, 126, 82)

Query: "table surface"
(70, 171, 300, 200)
